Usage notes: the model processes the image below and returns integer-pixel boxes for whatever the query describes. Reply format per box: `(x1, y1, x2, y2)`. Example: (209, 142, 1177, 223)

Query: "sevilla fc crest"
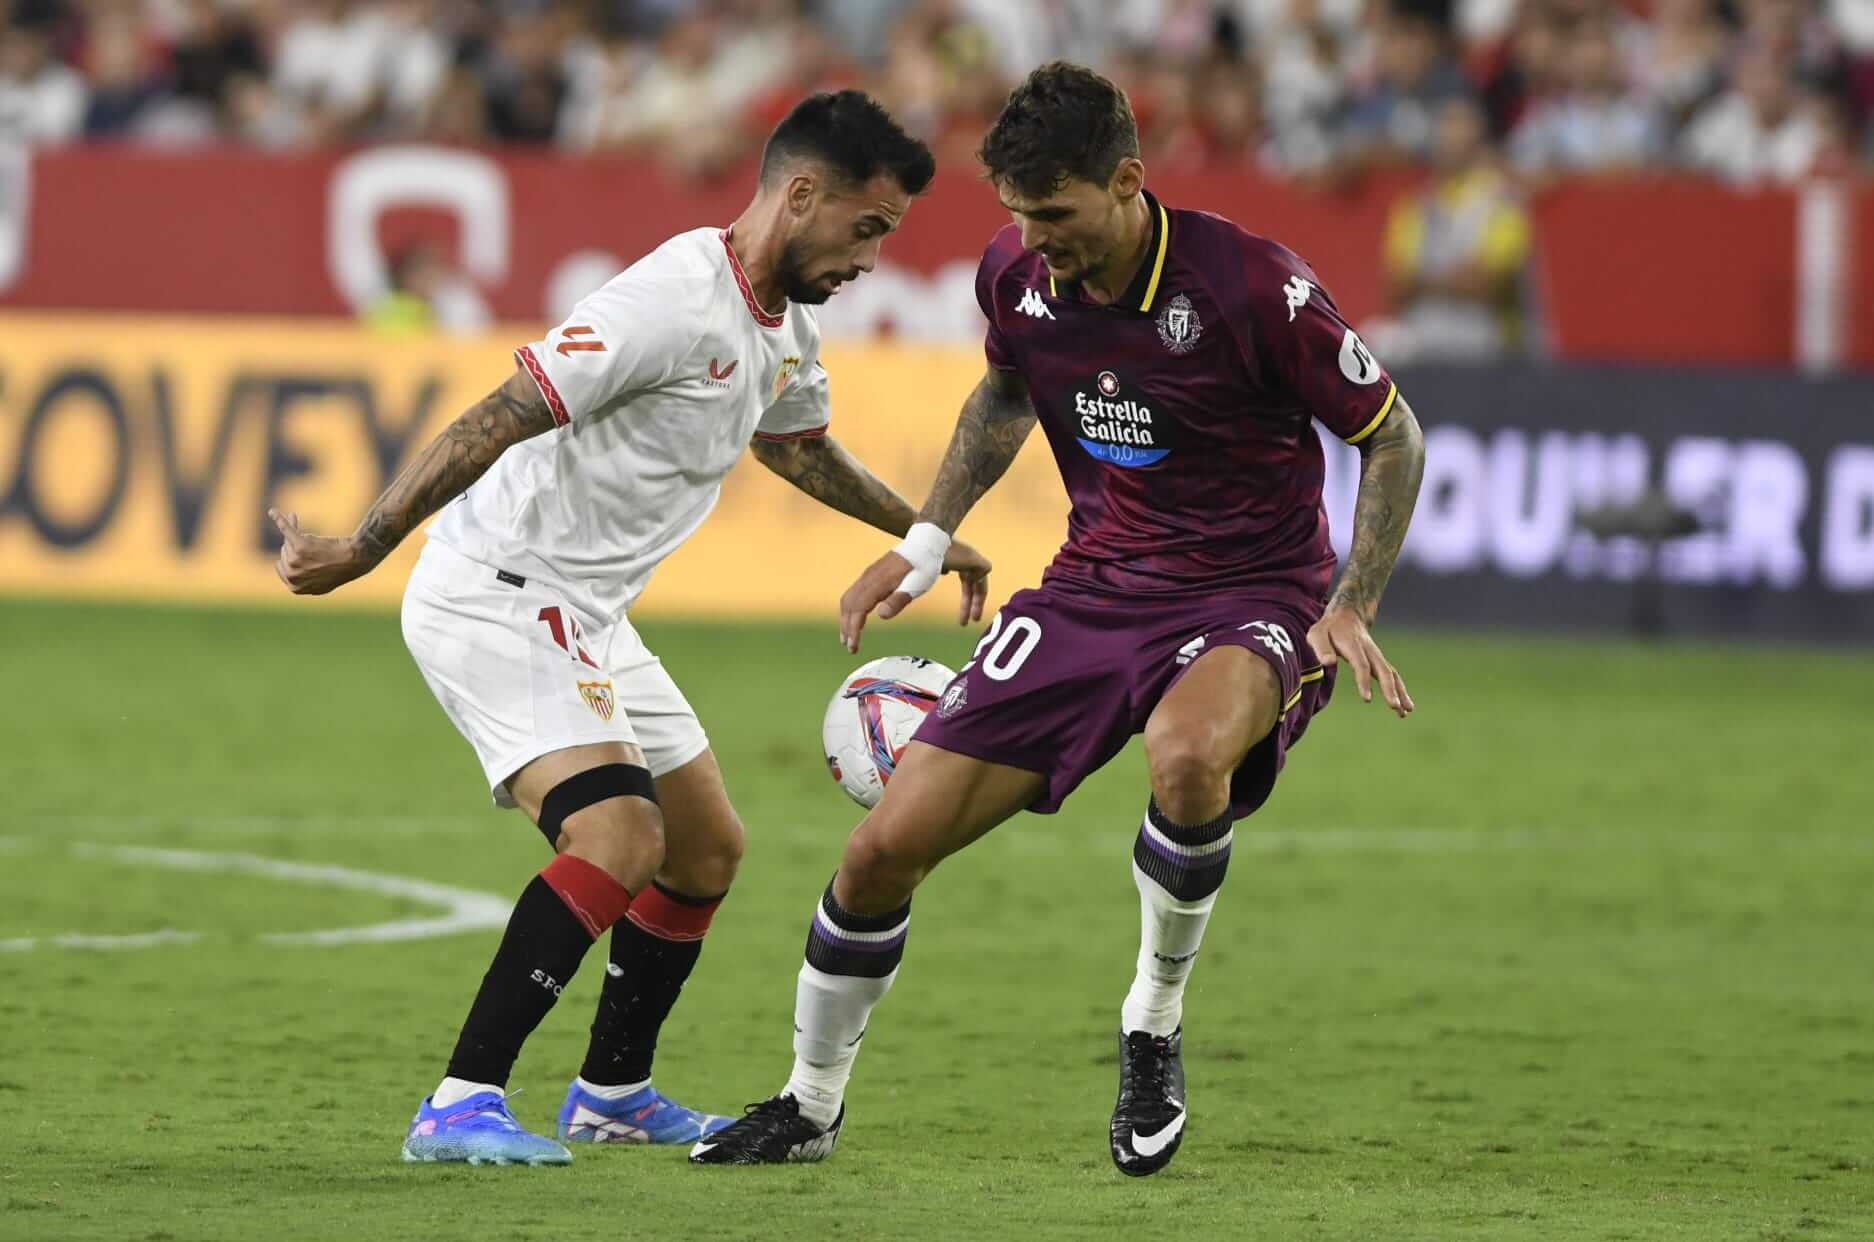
(772, 355, 801, 402)
(1157, 293, 1202, 355)
(578, 679, 615, 721)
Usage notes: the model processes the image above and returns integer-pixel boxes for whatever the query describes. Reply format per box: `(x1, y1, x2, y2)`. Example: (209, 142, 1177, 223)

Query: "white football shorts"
(401, 537, 709, 806)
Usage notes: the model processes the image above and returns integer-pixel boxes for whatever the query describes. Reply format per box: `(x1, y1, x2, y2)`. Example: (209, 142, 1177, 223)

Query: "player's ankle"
(574, 1075, 650, 1101)
(433, 1076, 504, 1108)
(783, 1066, 845, 1128)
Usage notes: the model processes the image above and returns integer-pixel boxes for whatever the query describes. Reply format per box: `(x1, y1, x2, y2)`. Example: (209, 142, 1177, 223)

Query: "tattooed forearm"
(1329, 395, 1425, 623)
(353, 369, 557, 562)
(751, 435, 918, 536)
(917, 370, 1039, 532)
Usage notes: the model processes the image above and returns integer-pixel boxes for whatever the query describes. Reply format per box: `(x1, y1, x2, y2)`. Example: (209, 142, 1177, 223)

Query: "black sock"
(579, 882, 722, 1086)
(445, 874, 599, 1088)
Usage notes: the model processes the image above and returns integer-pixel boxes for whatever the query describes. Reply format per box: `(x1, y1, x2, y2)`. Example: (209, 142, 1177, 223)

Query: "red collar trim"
(720, 230, 785, 328)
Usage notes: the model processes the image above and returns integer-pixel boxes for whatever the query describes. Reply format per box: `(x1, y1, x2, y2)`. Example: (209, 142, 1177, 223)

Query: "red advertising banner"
(3, 145, 1867, 369)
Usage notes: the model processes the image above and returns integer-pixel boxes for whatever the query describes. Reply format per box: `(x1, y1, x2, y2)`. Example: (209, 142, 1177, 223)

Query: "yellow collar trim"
(1137, 200, 1170, 313)
(1043, 199, 1171, 310)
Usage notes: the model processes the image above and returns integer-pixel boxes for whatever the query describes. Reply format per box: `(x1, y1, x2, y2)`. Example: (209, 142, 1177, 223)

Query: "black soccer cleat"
(687, 1094, 843, 1165)
(1110, 1027, 1187, 1177)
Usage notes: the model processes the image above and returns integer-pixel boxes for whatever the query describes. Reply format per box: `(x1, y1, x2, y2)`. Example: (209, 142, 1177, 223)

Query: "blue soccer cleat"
(401, 1091, 572, 1166)
(557, 1079, 734, 1145)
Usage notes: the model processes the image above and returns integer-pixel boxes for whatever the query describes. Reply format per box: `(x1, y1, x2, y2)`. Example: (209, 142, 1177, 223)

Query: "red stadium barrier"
(4, 146, 1868, 369)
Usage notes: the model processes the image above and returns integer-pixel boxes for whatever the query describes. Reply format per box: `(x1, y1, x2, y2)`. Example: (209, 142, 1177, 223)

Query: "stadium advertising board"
(0, 317, 1071, 614)
(3, 147, 1871, 369)
(1327, 364, 1874, 641)
(0, 317, 1867, 639)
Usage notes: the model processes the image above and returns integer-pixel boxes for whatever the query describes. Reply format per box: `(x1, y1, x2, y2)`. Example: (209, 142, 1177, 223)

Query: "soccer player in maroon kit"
(694, 63, 1426, 1176)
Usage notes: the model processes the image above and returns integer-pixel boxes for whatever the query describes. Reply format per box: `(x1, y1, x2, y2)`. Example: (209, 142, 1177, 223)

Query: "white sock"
(1121, 860, 1218, 1037)
(784, 961, 897, 1127)
(574, 1075, 650, 1101)
(431, 1076, 503, 1108)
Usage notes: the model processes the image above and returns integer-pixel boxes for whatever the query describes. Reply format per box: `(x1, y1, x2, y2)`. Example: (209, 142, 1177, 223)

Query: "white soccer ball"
(821, 655, 957, 809)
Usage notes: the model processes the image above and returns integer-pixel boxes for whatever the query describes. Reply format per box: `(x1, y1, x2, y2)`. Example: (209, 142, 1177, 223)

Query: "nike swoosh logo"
(690, 1141, 717, 1157)
(1130, 1110, 1186, 1159)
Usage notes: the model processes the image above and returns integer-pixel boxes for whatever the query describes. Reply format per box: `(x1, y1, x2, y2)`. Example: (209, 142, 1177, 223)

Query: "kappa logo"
(1284, 275, 1314, 323)
(1016, 288, 1055, 319)
(1237, 620, 1295, 660)
(704, 357, 738, 389)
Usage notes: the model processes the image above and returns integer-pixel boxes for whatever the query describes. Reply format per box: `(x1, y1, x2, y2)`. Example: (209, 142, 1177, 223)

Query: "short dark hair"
(978, 62, 1140, 198)
(760, 90, 936, 196)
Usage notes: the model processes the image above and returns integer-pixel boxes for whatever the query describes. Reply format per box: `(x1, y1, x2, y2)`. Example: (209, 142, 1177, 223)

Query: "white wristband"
(889, 522, 952, 600)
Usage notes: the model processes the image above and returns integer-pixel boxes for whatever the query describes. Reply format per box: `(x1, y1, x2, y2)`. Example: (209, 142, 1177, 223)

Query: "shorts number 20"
(963, 612, 1043, 682)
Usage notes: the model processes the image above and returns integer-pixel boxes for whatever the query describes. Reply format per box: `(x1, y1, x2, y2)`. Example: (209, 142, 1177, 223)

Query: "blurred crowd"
(9, 0, 1865, 355)
(1, 0, 1870, 185)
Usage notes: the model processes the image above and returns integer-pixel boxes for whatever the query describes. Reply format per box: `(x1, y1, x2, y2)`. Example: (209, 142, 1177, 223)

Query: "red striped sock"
(579, 883, 724, 1085)
(625, 881, 722, 942)
(541, 853, 635, 939)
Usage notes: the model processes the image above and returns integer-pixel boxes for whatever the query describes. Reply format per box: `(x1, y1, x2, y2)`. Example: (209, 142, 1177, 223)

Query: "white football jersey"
(428, 227, 831, 621)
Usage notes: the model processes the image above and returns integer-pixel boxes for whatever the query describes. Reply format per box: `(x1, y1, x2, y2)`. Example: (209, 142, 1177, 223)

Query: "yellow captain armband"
(1344, 384, 1399, 446)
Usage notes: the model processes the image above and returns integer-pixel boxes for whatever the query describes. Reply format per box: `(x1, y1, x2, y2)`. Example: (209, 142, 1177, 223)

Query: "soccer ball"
(821, 655, 957, 809)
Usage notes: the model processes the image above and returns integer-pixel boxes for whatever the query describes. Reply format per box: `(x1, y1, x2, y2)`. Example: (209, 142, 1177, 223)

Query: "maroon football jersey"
(977, 191, 1398, 604)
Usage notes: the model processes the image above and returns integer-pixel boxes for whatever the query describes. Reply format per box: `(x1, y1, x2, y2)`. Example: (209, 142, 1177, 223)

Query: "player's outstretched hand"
(943, 539, 992, 628)
(1306, 606, 1414, 719)
(841, 539, 995, 653)
(840, 549, 915, 653)
(269, 509, 378, 596)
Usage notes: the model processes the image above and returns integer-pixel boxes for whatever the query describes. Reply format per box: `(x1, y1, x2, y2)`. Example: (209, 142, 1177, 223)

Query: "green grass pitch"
(2, 598, 1870, 1240)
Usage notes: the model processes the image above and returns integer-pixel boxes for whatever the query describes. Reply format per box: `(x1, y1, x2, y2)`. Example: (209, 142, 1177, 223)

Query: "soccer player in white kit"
(270, 93, 989, 1166)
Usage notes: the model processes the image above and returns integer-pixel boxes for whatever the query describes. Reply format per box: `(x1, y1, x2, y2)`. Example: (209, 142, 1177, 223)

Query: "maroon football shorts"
(914, 583, 1335, 818)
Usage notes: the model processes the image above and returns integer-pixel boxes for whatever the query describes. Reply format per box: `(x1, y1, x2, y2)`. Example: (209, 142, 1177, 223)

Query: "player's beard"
(1041, 245, 1092, 286)
(778, 238, 854, 305)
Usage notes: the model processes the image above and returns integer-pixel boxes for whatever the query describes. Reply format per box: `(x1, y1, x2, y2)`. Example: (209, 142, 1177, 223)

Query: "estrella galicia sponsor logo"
(1072, 370, 1169, 468)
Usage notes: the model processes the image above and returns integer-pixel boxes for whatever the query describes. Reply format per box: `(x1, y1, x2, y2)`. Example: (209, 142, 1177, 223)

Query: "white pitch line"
(71, 845, 512, 946)
(0, 842, 509, 952)
(0, 929, 201, 953)
(8, 815, 482, 836)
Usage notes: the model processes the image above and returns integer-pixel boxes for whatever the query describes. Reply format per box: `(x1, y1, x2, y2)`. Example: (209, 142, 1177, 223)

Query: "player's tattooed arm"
(758, 433, 995, 631)
(353, 369, 556, 562)
(269, 368, 555, 595)
(832, 368, 1029, 650)
(749, 434, 918, 536)
(1307, 393, 1424, 718)
(1330, 394, 1426, 623)
(916, 368, 1039, 532)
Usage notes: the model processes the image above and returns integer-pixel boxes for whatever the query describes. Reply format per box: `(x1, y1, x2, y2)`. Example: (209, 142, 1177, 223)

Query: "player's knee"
(557, 801, 665, 881)
(669, 810, 744, 896)
(1145, 725, 1234, 823)
(540, 764, 666, 887)
(838, 817, 929, 911)
(713, 812, 746, 875)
